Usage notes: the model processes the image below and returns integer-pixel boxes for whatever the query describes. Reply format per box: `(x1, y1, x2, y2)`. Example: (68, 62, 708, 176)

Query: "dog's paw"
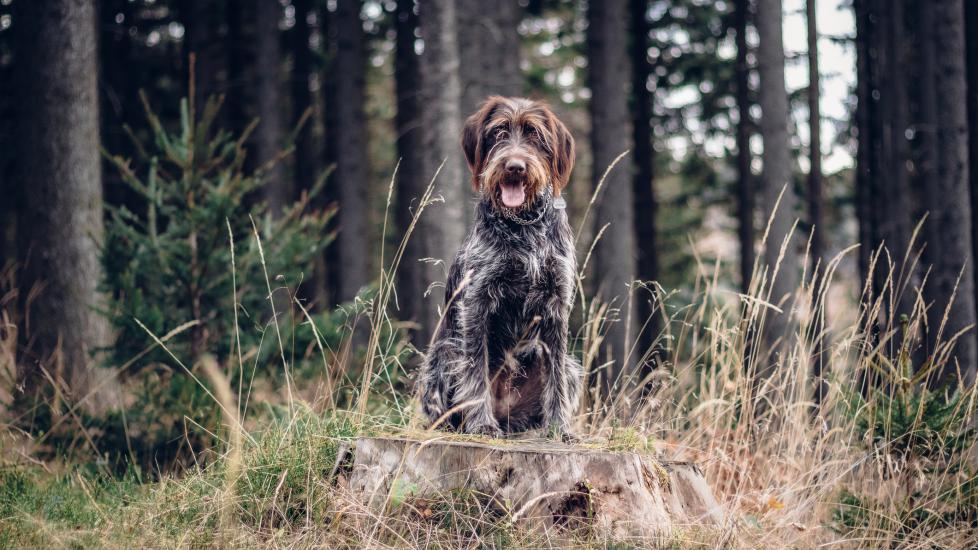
(420, 390, 447, 425)
(547, 422, 578, 443)
(559, 430, 580, 444)
(464, 421, 504, 439)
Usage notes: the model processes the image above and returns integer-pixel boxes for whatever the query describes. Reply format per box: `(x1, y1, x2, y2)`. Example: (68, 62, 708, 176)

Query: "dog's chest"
(470, 233, 554, 299)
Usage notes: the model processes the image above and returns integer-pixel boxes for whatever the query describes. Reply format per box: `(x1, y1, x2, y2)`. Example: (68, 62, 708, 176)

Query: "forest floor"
(0, 411, 758, 548)
(2, 349, 976, 549)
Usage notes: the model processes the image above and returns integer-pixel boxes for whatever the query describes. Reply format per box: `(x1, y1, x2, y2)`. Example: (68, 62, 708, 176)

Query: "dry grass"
(1, 174, 976, 549)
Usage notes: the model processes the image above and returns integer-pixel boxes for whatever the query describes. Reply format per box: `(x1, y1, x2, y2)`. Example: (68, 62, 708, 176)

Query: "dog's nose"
(505, 159, 526, 176)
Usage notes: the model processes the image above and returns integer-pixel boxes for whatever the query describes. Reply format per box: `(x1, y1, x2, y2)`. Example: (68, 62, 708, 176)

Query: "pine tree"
(13, 0, 107, 396)
(415, 0, 467, 344)
(630, 0, 660, 370)
(588, 0, 636, 391)
(291, 0, 317, 195)
(394, 0, 428, 346)
(734, 0, 755, 293)
(255, 0, 289, 214)
(330, 0, 370, 304)
(457, 0, 522, 113)
(756, 0, 798, 357)
(925, 0, 977, 387)
(101, 95, 333, 374)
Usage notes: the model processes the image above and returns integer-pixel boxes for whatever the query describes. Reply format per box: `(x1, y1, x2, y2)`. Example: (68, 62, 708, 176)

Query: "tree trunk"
(394, 0, 428, 346)
(291, 0, 316, 194)
(852, 1, 912, 314)
(181, 0, 224, 117)
(345, 436, 722, 539)
(416, 0, 468, 343)
(99, 0, 141, 213)
(255, 0, 289, 215)
(588, 0, 636, 393)
(13, 0, 107, 396)
(225, 0, 250, 137)
(854, 0, 874, 286)
(630, 0, 660, 374)
(456, 1, 522, 229)
(320, 3, 341, 306)
(925, 0, 977, 388)
(877, 0, 912, 316)
(806, 0, 829, 403)
(330, 0, 371, 303)
(965, 0, 978, 348)
(806, 0, 823, 279)
(856, 0, 916, 384)
(735, 0, 755, 294)
(755, 0, 798, 355)
(457, 0, 522, 113)
(0, 32, 13, 270)
(913, 0, 938, 267)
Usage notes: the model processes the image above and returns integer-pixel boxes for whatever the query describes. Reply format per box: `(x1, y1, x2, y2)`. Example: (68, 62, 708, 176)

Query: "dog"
(418, 96, 582, 440)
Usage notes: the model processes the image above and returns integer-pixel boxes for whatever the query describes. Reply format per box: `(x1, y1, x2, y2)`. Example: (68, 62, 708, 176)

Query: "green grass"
(0, 466, 137, 548)
(1, 407, 363, 548)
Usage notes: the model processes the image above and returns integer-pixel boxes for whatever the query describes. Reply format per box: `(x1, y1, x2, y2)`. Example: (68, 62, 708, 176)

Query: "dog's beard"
(481, 155, 548, 211)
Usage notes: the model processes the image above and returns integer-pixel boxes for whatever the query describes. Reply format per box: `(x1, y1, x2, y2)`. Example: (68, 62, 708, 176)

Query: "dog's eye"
(523, 125, 540, 142)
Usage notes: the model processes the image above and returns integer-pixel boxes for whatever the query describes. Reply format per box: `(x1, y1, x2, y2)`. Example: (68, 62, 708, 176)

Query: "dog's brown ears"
(461, 96, 502, 192)
(462, 96, 575, 196)
(547, 111, 575, 198)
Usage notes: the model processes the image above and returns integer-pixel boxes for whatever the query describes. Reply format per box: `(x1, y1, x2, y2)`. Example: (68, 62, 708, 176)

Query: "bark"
(456, 1, 522, 229)
(877, 0, 912, 311)
(457, 0, 522, 113)
(291, 0, 316, 193)
(99, 0, 140, 212)
(255, 0, 289, 214)
(181, 0, 224, 116)
(416, 0, 467, 343)
(0, 46, 12, 270)
(394, 0, 427, 345)
(345, 436, 722, 538)
(735, 0, 755, 293)
(966, 0, 978, 350)
(925, 0, 976, 387)
(855, 1, 913, 313)
(756, 0, 798, 354)
(806, 0, 823, 278)
(854, 0, 874, 285)
(99, 0, 136, 143)
(588, 0, 636, 391)
(225, 0, 249, 136)
(13, 0, 107, 395)
(320, 3, 341, 305)
(807, 0, 828, 403)
(857, 0, 915, 384)
(630, 0, 660, 371)
(913, 0, 938, 260)
(330, 0, 370, 303)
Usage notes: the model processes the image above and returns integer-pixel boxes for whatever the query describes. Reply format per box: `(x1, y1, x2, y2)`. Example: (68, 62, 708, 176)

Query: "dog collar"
(502, 205, 548, 225)
(500, 185, 558, 226)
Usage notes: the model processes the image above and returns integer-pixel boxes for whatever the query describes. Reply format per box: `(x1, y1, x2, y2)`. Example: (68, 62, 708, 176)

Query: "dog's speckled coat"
(418, 97, 581, 439)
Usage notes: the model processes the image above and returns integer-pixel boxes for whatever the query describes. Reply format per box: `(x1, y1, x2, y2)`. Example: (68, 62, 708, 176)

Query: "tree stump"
(344, 436, 723, 539)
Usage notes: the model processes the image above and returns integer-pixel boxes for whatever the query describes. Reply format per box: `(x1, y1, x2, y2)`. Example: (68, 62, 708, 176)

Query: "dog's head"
(462, 96, 575, 211)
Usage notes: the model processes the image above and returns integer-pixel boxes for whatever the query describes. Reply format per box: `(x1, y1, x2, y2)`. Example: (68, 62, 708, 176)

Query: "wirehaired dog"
(418, 96, 581, 440)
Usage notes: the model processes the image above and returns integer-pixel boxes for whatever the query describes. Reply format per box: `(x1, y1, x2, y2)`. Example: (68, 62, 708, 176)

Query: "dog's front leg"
(539, 313, 578, 441)
(455, 296, 502, 437)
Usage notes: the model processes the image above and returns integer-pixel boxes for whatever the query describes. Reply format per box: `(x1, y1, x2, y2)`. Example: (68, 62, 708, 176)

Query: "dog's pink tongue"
(500, 182, 526, 208)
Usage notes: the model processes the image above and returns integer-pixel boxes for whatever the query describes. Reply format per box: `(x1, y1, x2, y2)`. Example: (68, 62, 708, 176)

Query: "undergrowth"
(1, 98, 976, 548)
